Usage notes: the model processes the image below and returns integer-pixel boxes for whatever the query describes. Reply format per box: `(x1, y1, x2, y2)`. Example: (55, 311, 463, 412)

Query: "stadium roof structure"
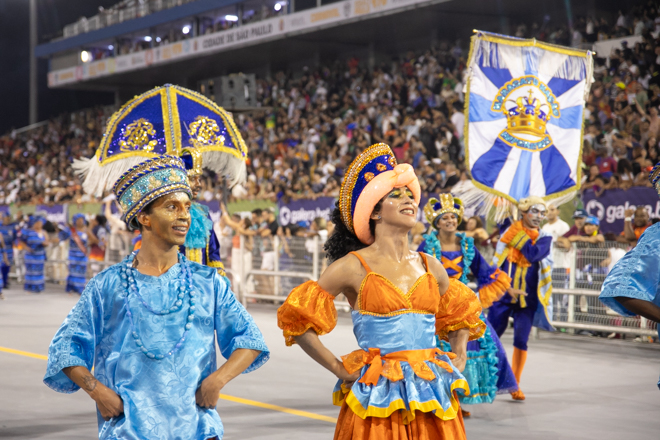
(37, 0, 610, 93)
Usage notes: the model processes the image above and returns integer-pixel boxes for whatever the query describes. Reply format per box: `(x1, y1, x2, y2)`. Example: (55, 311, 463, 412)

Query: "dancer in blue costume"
(487, 197, 553, 401)
(600, 163, 660, 388)
(131, 149, 229, 277)
(418, 194, 517, 417)
(58, 213, 89, 294)
(45, 156, 269, 440)
(19, 216, 49, 293)
(179, 148, 226, 276)
(0, 211, 17, 291)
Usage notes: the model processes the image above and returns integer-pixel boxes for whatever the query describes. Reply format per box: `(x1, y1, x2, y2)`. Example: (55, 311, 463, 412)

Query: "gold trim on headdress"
(339, 143, 395, 234)
(113, 155, 192, 231)
(181, 147, 203, 177)
(424, 194, 464, 228)
(649, 161, 660, 195)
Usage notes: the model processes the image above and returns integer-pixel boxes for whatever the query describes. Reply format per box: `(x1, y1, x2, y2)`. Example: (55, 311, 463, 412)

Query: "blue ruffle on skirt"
(439, 314, 517, 405)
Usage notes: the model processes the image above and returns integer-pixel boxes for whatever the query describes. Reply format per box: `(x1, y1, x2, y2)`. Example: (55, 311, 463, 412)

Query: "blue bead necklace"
(121, 252, 196, 360)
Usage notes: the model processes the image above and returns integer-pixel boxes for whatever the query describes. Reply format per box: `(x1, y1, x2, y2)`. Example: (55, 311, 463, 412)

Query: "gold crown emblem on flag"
(504, 89, 551, 137)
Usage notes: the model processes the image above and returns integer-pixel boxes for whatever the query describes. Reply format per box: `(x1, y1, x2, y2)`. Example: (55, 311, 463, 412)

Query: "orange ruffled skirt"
(334, 397, 466, 440)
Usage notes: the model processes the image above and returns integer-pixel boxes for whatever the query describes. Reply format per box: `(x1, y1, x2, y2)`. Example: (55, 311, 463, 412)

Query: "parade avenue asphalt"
(0, 285, 659, 439)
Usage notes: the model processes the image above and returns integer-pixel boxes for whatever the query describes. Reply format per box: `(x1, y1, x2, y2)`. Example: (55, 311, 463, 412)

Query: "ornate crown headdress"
(113, 155, 192, 231)
(424, 194, 464, 228)
(649, 161, 660, 195)
(73, 84, 247, 197)
(338, 143, 421, 244)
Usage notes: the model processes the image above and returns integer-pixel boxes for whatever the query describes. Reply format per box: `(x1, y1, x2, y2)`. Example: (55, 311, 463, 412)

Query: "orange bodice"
(351, 252, 440, 316)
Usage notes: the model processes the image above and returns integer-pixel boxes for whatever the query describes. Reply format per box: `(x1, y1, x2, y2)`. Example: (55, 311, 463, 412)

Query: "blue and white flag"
(457, 31, 593, 219)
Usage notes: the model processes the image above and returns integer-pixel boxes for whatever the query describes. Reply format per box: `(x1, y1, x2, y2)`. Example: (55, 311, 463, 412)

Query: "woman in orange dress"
(277, 143, 485, 439)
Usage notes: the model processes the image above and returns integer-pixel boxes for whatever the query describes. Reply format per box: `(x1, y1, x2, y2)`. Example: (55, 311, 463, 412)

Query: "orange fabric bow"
(500, 220, 539, 267)
(341, 347, 457, 386)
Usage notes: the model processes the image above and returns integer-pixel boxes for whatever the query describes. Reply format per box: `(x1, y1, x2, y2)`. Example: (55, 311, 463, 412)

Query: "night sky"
(0, 0, 115, 134)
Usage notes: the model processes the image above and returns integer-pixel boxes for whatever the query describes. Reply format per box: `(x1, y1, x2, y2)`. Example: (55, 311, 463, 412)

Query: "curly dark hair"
(324, 200, 382, 262)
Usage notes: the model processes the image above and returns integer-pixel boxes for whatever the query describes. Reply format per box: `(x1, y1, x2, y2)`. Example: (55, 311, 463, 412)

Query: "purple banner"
(277, 197, 336, 227)
(35, 204, 68, 225)
(582, 188, 660, 233)
(0, 206, 9, 217)
(199, 200, 221, 223)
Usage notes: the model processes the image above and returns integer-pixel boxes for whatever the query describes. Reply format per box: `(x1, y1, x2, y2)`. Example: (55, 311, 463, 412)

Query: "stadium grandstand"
(1, 0, 660, 438)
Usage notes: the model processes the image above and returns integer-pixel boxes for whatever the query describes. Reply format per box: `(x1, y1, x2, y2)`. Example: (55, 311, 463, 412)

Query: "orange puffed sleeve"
(435, 278, 486, 341)
(277, 280, 337, 346)
(478, 268, 512, 309)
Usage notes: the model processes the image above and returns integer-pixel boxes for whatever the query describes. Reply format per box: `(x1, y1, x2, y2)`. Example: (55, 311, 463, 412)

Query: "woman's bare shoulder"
(420, 251, 449, 291)
(317, 252, 367, 296)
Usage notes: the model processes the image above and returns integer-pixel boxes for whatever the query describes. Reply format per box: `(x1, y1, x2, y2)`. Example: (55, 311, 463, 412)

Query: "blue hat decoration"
(72, 213, 87, 225)
(649, 161, 660, 195)
(113, 155, 192, 231)
(338, 143, 398, 235)
(28, 215, 46, 228)
(338, 143, 421, 244)
(74, 84, 247, 196)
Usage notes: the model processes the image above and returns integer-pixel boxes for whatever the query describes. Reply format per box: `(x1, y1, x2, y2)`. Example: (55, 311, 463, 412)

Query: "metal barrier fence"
(6, 234, 657, 339)
(549, 241, 657, 338)
(232, 235, 352, 310)
(9, 242, 119, 287)
(227, 237, 657, 338)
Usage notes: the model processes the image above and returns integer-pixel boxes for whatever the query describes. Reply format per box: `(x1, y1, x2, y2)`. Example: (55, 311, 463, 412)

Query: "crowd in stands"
(3, 2, 660, 225)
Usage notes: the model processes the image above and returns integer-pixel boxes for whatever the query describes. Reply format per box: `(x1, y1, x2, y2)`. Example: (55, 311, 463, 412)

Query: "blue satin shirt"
(600, 222, 660, 338)
(44, 254, 269, 439)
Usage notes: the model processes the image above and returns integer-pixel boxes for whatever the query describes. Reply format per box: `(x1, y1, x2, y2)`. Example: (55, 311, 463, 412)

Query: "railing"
(6, 234, 656, 339)
(11, 242, 122, 286)
(60, 0, 221, 40)
(232, 234, 352, 310)
(549, 241, 657, 338)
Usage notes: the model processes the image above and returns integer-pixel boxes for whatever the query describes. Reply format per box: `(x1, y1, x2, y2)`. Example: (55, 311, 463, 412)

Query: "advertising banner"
(198, 200, 222, 223)
(35, 204, 69, 225)
(48, 0, 437, 87)
(582, 188, 660, 233)
(278, 197, 335, 227)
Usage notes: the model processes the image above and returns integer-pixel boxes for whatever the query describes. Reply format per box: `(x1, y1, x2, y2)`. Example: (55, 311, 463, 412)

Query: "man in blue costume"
(487, 196, 553, 401)
(601, 164, 660, 388)
(0, 211, 17, 292)
(44, 156, 269, 440)
(179, 147, 226, 276)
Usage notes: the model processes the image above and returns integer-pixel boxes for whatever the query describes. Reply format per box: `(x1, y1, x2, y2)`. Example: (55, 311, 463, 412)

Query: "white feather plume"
(72, 156, 149, 197)
(200, 151, 246, 189)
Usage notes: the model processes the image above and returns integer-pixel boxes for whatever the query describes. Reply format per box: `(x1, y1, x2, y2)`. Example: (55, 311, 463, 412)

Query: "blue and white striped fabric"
(22, 229, 47, 293)
(465, 32, 593, 203)
(59, 228, 89, 295)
